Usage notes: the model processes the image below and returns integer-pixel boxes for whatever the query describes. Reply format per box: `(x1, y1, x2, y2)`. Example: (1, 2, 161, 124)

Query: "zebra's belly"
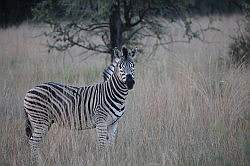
(52, 115, 95, 130)
(56, 121, 96, 130)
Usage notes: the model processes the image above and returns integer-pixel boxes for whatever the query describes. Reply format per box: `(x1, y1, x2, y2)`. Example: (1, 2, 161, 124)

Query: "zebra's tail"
(24, 110, 32, 138)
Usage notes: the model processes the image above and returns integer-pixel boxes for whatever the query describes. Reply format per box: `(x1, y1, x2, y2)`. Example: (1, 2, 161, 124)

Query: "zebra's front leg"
(107, 121, 118, 145)
(95, 117, 108, 150)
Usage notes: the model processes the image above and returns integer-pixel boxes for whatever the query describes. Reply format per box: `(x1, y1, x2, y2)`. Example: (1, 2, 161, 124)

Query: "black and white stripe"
(103, 57, 120, 81)
(103, 47, 137, 81)
(24, 47, 137, 162)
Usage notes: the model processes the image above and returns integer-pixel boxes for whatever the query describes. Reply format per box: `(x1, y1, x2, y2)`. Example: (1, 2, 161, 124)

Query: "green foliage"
(1, 0, 244, 28)
(61, 0, 112, 21)
(229, 33, 250, 66)
(32, 0, 63, 23)
(229, 2, 250, 66)
(32, 0, 190, 22)
(33, 0, 112, 23)
(31, 0, 224, 60)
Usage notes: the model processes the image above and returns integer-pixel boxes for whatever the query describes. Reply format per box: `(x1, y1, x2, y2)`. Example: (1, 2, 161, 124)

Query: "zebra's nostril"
(126, 75, 134, 83)
(125, 75, 135, 90)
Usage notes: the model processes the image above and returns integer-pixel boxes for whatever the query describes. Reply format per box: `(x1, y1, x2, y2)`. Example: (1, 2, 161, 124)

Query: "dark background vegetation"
(0, 0, 249, 65)
(0, 0, 37, 28)
(0, 0, 250, 64)
(0, 0, 244, 28)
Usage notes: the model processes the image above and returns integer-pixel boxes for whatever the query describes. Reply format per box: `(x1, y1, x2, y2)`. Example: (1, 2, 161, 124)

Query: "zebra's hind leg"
(28, 124, 49, 165)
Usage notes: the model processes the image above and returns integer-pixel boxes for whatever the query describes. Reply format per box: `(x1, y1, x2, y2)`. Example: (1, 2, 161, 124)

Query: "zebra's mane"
(102, 57, 120, 81)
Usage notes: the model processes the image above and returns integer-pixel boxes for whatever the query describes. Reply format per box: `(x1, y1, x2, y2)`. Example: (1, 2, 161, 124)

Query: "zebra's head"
(113, 47, 137, 90)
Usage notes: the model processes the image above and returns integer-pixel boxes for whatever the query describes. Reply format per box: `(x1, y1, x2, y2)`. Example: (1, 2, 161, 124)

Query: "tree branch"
(74, 22, 109, 32)
(123, 2, 150, 32)
(123, 26, 146, 44)
(123, 0, 131, 27)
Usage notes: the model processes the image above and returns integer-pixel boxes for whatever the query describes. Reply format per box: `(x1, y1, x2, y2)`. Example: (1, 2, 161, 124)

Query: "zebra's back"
(24, 82, 97, 130)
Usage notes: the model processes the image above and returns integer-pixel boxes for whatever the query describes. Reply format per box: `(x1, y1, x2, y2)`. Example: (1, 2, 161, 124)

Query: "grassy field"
(0, 15, 249, 166)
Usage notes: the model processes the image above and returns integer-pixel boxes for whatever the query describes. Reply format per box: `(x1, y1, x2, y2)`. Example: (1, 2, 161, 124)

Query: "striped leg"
(28, 123, 49, 164)
(29, 138, 41, 164)
(107, 121, 118, 145)
(94, 116, 108, 149)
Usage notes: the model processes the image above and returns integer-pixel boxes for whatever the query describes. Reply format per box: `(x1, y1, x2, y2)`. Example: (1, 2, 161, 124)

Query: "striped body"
(24, 47, 137, 163)
(24, 74, 127, 132)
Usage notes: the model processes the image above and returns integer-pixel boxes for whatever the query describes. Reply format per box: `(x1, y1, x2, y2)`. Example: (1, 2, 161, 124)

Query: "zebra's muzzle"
(125, 75, 135, 90)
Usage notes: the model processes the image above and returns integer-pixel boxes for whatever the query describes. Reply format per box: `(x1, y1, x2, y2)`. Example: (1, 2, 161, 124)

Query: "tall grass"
(0, 16, 249, 166)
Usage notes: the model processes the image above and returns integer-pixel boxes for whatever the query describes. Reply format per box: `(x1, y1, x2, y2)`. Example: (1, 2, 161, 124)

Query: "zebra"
(24, 46, 137, 162)
(103, 47, 137, 81)
(103, 57, 120, 81)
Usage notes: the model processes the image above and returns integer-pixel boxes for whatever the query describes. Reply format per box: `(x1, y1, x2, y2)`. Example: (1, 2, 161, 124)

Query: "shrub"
(229, 32, 250, 66)
(229, 4, 250, 66)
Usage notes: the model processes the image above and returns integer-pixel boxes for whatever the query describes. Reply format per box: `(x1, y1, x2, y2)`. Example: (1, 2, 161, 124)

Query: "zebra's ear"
(122, 47, 128, 59)
(113, 47, 122, 58)
(130, 47, 138, 58)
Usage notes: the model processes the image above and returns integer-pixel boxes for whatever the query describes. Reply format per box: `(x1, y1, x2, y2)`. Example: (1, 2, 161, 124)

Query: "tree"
(0, 0, 36, 28)
(33, 0, 217, 61)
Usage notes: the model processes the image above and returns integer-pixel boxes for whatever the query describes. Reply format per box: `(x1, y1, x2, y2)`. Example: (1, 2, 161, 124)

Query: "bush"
(229, 3, 250, 66)
(229, 33, 250, 66)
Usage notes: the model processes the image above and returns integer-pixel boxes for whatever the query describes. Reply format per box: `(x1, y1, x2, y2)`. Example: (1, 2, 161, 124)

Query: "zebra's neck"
(107, 69, 128, 104)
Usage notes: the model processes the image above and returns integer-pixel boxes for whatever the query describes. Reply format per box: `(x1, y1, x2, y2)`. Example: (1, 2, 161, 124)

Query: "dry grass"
(0, 15, 249, 166)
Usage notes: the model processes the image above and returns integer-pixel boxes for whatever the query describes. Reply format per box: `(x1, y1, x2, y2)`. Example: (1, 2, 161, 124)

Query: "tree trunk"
(109, 0, 123, 62)
(0, 0, 7, 28)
